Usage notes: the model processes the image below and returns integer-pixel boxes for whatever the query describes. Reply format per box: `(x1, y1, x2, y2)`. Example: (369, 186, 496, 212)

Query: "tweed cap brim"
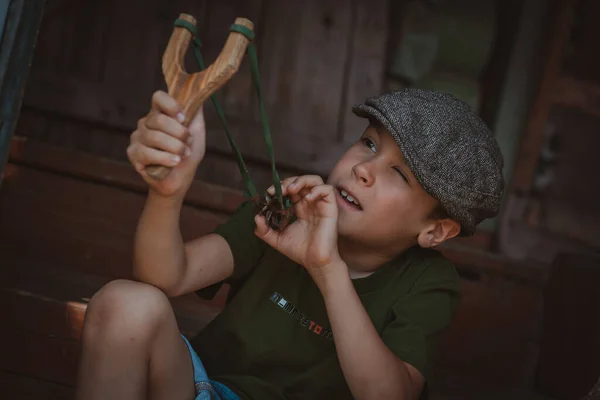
(352, 89, 504, 236)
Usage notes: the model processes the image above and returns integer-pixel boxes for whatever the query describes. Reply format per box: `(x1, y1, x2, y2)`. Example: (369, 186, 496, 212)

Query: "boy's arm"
(128, 91, 237, 297)
(318, 262, 424, 400)
(133, 192, 234, 297)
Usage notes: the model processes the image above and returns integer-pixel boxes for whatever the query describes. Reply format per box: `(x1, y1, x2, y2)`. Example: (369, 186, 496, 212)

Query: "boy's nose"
(352, 162, 375, 187)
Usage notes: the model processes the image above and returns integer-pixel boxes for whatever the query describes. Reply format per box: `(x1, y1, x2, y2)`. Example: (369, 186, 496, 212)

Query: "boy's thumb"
(254, 215, 278, 247)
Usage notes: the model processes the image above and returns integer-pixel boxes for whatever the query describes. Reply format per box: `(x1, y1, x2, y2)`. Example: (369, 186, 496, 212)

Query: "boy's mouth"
(337, 187, 362, 210)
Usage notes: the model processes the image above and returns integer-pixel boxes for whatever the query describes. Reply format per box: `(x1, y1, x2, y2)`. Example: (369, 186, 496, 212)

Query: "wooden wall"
(503, 0, 600, 259)
(19, 0, 388, 193)
(538, 0, 600, 249)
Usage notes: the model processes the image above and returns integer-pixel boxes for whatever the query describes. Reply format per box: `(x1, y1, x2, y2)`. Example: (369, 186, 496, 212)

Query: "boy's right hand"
(127, 91, 206, 199)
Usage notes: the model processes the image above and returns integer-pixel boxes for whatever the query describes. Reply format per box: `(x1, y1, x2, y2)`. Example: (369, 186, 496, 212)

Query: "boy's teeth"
(346, 195, 355, 203)
(341, 189, 348, 196)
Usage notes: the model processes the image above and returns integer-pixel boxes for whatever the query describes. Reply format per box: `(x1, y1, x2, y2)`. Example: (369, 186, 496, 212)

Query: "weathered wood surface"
(0, 371, 72, 400)
(21, 0, 389, 189)
(537, 253, 600, 400)
(553, 75, 600, 119)
(510, 0, 578, 193)
(0, 261, 224, 390)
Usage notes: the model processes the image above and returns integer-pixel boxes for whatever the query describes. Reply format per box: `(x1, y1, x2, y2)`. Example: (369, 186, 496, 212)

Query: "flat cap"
(352, 88, 504, 236)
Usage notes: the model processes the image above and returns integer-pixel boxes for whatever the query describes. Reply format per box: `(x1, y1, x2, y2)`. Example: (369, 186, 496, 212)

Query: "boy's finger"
(287, 175, 324, 195)
(188, 106, 205, 137)
(306, 184, 336, 204)
(141, 129, 190, 158)
(254, 215, 279, 248)
(146, 112, 189, 141)
(266, 176, 299, 196)
(266, 184, 288, 196)
(135, 145, 182, 168)
(151, 91, 185, 122)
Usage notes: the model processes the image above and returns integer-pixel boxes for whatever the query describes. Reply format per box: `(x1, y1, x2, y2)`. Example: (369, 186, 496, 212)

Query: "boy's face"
(327, 122, 445, 253)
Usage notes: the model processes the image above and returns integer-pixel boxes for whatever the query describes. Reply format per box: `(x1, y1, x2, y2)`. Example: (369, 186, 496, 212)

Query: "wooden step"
(0, 371, 72, 400)
(0, 260, 226, 391)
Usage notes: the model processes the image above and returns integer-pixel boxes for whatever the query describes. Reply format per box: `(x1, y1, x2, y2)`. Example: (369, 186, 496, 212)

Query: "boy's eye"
(362, 138, 376, 153)
(393, 167, 409, 183)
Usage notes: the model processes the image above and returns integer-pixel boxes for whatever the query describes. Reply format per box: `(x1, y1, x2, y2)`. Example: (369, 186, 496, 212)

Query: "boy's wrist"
(147, 190, 185, 210)
(312, 260, 351, 297)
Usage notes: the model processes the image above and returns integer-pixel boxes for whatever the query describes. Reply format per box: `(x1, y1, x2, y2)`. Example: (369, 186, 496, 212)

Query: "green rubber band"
(174, 19, 197, 35)
(246, 42, 283, 205)
(175, 19, 202, 48)
(229, 24, 255, 41)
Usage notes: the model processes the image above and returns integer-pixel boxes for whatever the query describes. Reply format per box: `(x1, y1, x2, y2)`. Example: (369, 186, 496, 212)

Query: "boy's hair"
(429, 204, 450, 221)
(352, 89, 505, 236)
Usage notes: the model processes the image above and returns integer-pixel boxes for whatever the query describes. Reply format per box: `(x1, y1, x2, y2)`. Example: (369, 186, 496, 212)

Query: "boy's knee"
(84, 279, 171, 337)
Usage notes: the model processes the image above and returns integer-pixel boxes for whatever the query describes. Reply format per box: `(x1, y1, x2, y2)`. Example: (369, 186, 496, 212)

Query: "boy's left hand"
(254, 175, 343, 282)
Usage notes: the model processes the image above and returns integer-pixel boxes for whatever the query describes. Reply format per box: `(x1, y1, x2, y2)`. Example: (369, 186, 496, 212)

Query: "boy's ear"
(417, 219, 461, 248)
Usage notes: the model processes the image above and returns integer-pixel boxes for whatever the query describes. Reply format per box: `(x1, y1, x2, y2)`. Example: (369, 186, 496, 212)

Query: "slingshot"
(145, 13, 293, 230)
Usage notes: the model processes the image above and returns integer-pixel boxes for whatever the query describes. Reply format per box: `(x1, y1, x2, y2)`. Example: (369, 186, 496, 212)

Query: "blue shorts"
(181, 335, 241, 400)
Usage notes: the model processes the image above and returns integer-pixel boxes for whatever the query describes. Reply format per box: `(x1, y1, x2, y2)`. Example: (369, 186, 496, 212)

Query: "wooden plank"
(29, 0, 70, 75)
(536, 253, 600, 399)
(450, 230, 494, 251)
(440, 244, 548, 286)
(0, 163, 227, 279)
(0, 328, 79, 386)
(538, 106, 600, 249)
(278, 0, 352, 140)
(8, 136, 245, 214)
(101, 0, 154, 106)
(0, 300, 208, 389)
(251, 0, 353, 173)
(511, 0, 578, 192)
(66, 2, 109, 80)
(477, 0, 525, 128)
(23, 68, 145, 134)
(433, 273, 544, 397)
(0, 371, 73, 400)
(0, 295, 213, 390)
(14, 107, 50, 141)
(0, 261, 223, 340)
(196, 151, 299, 194)
(553, 75, 600, 119)
(0, 260, 224, 387)
(53, 0, 81, 76)
(0, 288, 86, 341)
(561, 0, 600, 84)
(339, 0, 388, 144)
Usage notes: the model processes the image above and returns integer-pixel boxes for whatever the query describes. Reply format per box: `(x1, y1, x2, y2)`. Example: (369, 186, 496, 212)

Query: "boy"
(75, 88, 504, 400)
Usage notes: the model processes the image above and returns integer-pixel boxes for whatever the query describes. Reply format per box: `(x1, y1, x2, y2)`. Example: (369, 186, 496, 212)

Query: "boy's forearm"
(318, 263, 418, 400)
(133, 193, 187, 294)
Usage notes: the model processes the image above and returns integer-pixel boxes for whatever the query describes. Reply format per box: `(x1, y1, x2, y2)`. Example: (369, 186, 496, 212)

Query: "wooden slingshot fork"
(145, 13, 254, 181)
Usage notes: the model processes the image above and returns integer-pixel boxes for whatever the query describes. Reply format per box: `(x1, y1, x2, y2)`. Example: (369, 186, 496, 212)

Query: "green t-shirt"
(190, 201, 460, 400)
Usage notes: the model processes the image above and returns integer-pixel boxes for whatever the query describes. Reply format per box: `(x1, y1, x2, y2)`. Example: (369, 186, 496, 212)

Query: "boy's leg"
(75, 279, 196, 400)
